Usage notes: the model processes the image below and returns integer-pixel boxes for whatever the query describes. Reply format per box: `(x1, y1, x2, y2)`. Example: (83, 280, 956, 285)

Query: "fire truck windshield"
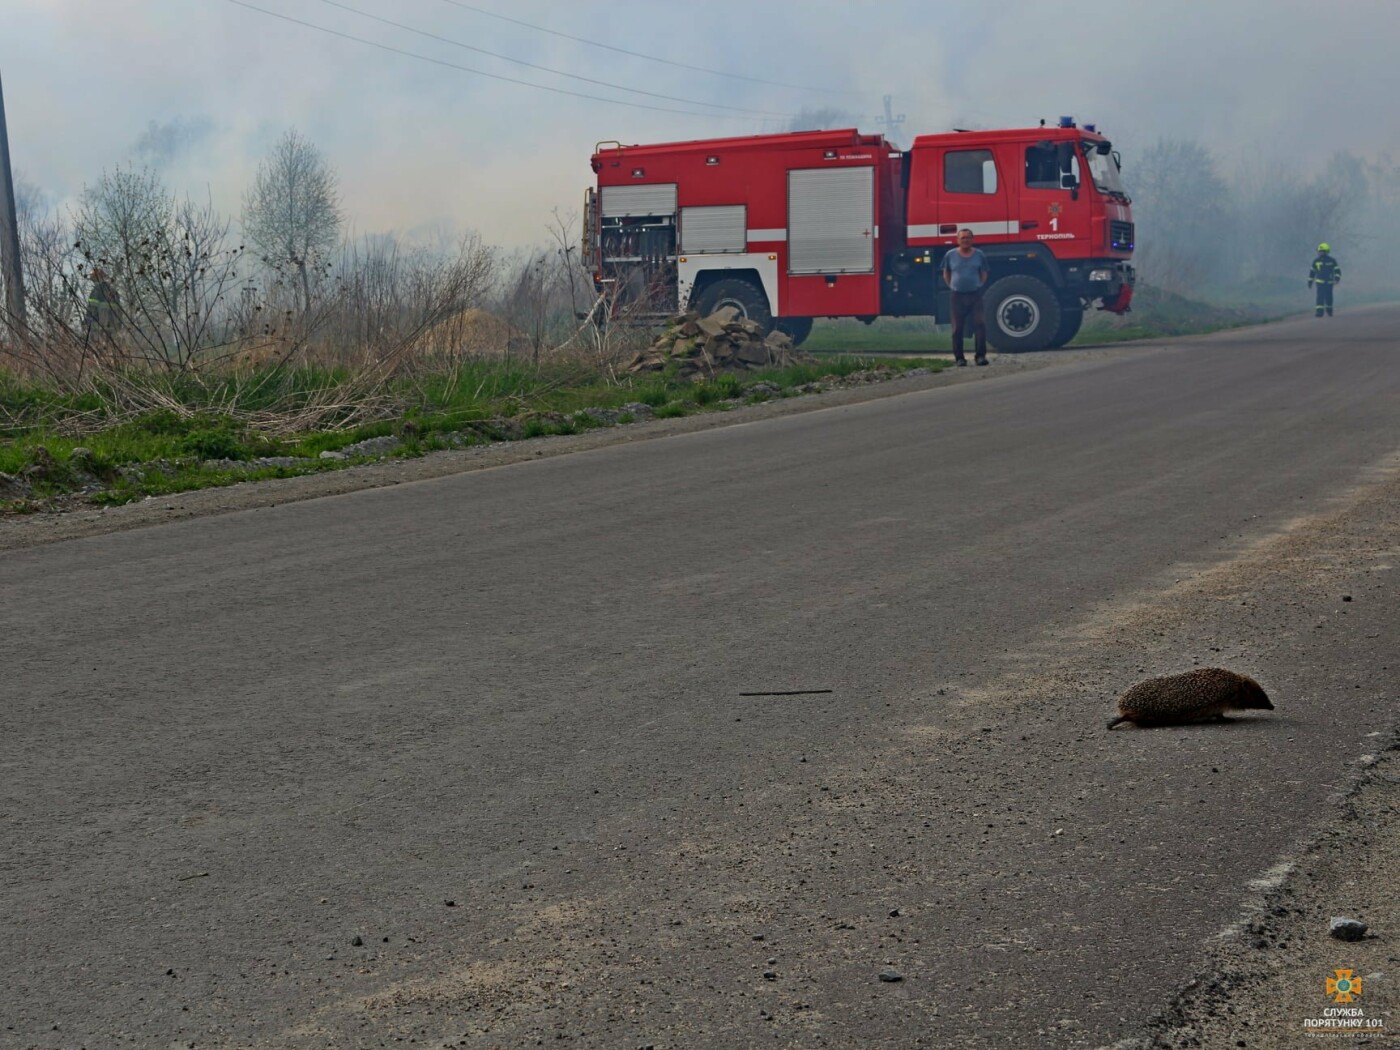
(1083, 143, 1128, 199)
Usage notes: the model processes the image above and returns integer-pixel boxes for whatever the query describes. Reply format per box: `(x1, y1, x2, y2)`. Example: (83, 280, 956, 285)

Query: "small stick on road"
(738, 689, 834, 696)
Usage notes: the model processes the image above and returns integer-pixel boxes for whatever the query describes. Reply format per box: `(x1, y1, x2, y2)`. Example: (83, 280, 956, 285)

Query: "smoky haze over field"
(5, 0, 1400, 294)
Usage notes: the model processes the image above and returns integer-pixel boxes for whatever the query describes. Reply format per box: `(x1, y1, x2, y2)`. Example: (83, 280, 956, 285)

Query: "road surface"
(4, 309, 1398, 1048)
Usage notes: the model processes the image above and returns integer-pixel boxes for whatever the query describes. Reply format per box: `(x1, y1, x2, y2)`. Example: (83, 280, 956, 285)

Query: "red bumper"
(1100, 283, 1133, 314)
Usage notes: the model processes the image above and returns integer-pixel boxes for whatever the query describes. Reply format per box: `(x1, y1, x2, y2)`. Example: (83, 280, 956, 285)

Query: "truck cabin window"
(1025, 144, 1080, 191)
(1083, 143, 1128, 197)
(945, 149, 998, 195)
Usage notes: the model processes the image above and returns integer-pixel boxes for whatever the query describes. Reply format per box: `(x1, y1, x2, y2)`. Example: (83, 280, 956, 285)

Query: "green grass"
(804, 317, 952, 353)
(0, 352, 949, 508)
(88, 461, 325, 507)
(1075, 284, 1285, 342)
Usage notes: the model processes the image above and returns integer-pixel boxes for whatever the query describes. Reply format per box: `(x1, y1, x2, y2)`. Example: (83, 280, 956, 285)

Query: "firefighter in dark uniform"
(85, 266, 121, 339)
(1308, 243, 1341, 318)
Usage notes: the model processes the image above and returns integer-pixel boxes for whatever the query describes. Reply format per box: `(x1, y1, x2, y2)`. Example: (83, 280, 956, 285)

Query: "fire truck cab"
(585, 119, 1134, 351)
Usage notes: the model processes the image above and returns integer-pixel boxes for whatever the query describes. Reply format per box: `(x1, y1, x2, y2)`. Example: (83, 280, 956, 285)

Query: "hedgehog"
(1107, 668, 1273, 729)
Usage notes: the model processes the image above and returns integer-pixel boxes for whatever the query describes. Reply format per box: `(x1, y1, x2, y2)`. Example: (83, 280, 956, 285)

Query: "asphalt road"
(4, 309, 1399, 1049)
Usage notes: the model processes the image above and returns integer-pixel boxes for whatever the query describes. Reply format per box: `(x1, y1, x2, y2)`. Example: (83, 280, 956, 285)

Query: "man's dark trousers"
(1315, 283, 1334, 317)
(951, 290, 987, 362)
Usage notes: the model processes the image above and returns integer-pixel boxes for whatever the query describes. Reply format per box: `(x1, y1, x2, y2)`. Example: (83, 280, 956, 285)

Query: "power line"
(221, 0, 783, 120)
(314, 0, 792, 118)
(440, 0, 851, 96)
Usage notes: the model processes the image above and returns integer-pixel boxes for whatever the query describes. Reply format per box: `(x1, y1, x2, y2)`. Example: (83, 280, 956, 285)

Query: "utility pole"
(0, 70, 26, 332)
(877, 94, 907, 148)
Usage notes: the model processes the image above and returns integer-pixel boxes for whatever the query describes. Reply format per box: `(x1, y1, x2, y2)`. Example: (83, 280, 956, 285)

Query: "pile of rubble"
(623, 307, 810, 377)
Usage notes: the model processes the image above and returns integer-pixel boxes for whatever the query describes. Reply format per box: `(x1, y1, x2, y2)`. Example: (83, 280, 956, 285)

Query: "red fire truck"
(583, 118, 1134, 351)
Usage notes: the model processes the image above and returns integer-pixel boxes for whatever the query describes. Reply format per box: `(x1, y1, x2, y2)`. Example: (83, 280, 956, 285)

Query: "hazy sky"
(5, 0, 1398, 248)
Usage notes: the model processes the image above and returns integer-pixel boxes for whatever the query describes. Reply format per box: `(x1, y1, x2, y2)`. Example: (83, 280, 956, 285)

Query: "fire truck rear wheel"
(984, 275, 1061, 352)
(693, 278, 773, 332)
(1047, 304, 1084, 348)
(775, 317, 813, 346)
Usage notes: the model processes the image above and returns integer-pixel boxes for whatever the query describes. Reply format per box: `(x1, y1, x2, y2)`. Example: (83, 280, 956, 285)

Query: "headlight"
(1088, 268, 1115, 282)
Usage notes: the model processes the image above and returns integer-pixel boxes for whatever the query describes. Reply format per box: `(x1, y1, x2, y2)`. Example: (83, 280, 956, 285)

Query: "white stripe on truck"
(908, 220, 1018, 239)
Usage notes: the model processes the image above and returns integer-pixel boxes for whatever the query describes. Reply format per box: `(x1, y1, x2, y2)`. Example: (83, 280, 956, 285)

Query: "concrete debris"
(624, 309, 811, 377)
(1328, 916, 1368, 941)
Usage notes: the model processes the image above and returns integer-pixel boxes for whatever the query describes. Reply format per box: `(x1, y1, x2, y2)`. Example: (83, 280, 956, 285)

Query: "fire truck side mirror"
(1060, 174, 1079, 191)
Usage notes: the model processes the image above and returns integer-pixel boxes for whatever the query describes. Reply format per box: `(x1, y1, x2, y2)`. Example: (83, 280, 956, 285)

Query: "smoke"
(785, 108, 862, 133)
(131, 116, 215, 169)
(3, 0, 1398, 257)
(1126, 138, 1400, 297)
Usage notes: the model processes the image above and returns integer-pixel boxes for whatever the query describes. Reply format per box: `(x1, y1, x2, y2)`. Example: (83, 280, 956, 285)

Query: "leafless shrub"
(62, 166, 264, 371)
(495, 248, 575, 362)
(2, 152, 684, 441)
(498, 210, 654, 373)
(242, 231, 502, 432)
(1124, 139, 1389, 298)
(0, 168, 328, 422)
(317, 232, 496, 359)
(1229, 155, 1356, 289)
(1128, 138, 1230, 295)
(2, 178, 87, 368)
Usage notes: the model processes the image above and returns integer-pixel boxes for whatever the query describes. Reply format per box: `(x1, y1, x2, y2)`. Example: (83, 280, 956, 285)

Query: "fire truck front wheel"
(1047, 304, 1084, 348)
(984, 275, 1061, 353)
(692, 277, 773, 332)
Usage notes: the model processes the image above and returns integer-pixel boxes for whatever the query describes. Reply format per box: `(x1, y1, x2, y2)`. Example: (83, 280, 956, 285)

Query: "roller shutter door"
(600, 184, 678, 218)
(681, 205, 746, 254)
(788, 167, 874, 275)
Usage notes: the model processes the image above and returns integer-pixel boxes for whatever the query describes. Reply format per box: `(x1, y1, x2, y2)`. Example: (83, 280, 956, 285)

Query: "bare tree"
(68, 165, 257, 370)
(1230, 154, 1355, 291)
(74, 165, 173, 282)
(1, 166, 257, 388)
(1126, 138, 1230, 294)
(14, 178, 84, 342)
(0, 177, 85, 375)
(71, 164, 175, 357)
(1355, 153, 1400, 290)
(243, 130, 342, 311)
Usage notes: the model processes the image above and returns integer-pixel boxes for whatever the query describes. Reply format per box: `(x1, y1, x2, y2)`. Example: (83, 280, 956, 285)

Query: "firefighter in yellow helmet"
(85, 266, 122, 339)
(1308, 243, 1341, 317)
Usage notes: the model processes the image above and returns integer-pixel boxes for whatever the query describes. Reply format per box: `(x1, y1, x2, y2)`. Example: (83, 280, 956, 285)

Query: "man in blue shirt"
(941, 229, 991, 365)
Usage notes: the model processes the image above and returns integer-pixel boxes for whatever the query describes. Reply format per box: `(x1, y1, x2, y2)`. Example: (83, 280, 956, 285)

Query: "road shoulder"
(1117, 736, 1398, 1049)
(0, 342, 1159, 553)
